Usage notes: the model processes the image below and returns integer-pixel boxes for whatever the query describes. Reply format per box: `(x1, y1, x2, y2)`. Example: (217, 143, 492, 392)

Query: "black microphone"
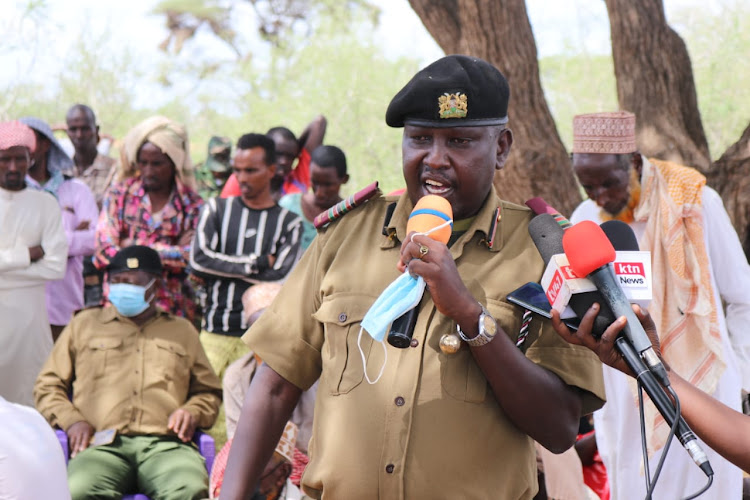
(600, 219, 712, 475)
(528, 214, 616, 337)
(558, 218, 711, 477)
(600, 219, 640, 251)
(388, 308, 419, 348)
(615, 336, 713, 477)
(562, 221, 670, 387)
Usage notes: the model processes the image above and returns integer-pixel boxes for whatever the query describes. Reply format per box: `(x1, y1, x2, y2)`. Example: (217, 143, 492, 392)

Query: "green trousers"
(67, 435, 208, 500)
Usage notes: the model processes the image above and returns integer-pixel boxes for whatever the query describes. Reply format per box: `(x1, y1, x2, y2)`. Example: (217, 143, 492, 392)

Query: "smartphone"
(506, 282, 580, 331)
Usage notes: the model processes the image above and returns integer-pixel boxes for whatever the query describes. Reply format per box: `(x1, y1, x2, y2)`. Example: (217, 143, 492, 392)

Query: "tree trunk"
(408, 0, 582, 215)
(605, 0, 710, 170)
(606, 0, 749, 259)
(707, 123, 750, 260)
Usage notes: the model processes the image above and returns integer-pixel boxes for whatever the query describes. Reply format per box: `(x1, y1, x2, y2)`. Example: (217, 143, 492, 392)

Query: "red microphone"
(563, 221, 712, 477)
(562, 221, 668, 385)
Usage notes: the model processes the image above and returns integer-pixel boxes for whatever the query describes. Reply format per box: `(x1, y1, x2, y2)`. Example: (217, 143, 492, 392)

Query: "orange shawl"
(634, 158, 723, 452)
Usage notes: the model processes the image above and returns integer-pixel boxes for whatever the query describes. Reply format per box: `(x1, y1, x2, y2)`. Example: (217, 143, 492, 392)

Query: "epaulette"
(313, 181, 381, 229)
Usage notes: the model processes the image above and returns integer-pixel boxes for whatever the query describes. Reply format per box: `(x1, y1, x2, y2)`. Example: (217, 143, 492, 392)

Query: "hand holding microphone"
(397, 195, 453, 271)
(390, 195, 456, 348)
(562, 220, 670, 387)
(555, 220, 712, 477)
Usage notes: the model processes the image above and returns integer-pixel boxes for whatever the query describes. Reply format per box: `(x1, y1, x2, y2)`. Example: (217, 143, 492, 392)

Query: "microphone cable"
(640, 383, 714, 500)
(641, 382, 679, 500)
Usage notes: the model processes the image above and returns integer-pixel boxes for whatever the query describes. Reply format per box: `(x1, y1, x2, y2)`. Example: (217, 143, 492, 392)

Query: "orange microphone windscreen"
(406, 195, 453, 245)
(562, 220, 616, 277)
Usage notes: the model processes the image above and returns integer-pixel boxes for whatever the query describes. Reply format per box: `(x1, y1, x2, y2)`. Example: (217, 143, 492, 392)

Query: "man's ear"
(496, 128, 514, 171)
(341, 174, 350, 185)
(632, 152, 643, 178)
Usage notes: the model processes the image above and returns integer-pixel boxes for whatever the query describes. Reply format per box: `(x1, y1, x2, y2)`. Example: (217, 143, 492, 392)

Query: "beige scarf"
(117, 116, 196, 191)
(634, 157, 723, 452)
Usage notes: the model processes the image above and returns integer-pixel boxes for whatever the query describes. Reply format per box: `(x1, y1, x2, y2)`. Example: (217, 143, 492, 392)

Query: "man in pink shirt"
(21, 117, 98, 341)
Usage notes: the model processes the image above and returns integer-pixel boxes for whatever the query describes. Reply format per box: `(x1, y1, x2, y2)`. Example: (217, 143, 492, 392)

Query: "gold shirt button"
(395, 396, 405, 406)
(385, 464, 394, 473)
(338, 313, 347, 322)
(409, 338, 419, 348)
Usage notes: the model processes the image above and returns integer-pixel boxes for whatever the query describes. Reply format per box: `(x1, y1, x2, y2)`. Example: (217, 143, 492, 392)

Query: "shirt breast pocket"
(154, 338, 190, 381)
(313, 294, 375, 396)
(439, 300, 521, 404)
(86, 337, 125, 379)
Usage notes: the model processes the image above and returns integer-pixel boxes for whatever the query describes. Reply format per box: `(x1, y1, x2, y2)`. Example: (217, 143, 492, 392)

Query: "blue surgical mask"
(361, 272, 426, 342)
(108, 280, 155, 317)
(358, 271, 426, 384)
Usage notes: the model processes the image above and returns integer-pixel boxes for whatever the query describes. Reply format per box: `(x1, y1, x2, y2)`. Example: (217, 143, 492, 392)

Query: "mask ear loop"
(144, 278, 157, 303)
(410, 219, 454, 244)
(358, 326, 388, 385)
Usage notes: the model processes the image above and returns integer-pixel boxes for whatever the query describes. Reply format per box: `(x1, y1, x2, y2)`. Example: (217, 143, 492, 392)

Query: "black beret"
(385, 54, 510, 128)
(108, 245, 163, 275)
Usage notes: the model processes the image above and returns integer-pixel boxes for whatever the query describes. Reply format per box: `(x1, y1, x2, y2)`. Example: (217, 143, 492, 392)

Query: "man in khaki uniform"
(34, 245, 222, 500)
(220, 55, 606, 500)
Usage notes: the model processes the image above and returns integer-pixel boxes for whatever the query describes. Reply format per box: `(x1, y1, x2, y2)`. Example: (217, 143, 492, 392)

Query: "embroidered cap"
(572, 111, 637, 154)
(385, 55, 510, 128)
(108, 245, 163, 276)
(0, 121, 37, 153)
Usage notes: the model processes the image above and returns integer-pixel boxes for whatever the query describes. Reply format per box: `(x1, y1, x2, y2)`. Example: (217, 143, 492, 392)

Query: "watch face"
(481, 313, 497, 337)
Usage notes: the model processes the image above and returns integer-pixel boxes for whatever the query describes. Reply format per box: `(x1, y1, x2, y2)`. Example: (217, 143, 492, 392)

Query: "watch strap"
(457, 303, 497, 347)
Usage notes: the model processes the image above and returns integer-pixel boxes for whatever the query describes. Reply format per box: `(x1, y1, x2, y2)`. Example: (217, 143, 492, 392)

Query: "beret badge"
(438, 93, 468, 119)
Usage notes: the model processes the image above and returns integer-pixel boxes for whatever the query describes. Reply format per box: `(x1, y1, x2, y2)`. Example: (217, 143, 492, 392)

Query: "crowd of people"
(1, 53, 749, 500)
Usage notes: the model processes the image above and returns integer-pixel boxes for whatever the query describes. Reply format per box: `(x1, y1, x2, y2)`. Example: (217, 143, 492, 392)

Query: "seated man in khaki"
(34, 245, 222, 500)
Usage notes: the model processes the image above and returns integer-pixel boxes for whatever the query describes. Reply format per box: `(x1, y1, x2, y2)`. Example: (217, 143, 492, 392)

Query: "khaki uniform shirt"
(244, 190, 605, 500)
(34, 307, 222, 435)
(73, 153, 116, 207)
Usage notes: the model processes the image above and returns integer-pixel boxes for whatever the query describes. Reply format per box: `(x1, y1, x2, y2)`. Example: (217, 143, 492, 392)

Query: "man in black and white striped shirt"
(189, 133, 302, 446)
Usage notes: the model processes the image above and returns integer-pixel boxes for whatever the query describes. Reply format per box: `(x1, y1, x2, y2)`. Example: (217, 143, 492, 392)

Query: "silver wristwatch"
(457, 304, 498, 347)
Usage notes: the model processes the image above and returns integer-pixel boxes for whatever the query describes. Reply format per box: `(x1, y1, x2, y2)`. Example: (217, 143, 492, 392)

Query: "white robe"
(0, 187, 67, 407)
(571, 186, 750, 500)
(0, 396, 70, 500)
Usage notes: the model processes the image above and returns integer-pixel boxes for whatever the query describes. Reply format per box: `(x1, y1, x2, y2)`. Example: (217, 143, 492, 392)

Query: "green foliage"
(2, 0, 748, 198)
(670, 0, 750, 158)
(539, 53, 618, 152)
(538, 0, 750, 161)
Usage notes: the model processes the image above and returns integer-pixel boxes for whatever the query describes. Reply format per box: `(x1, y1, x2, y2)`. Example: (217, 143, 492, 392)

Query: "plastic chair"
(55, 429, 215, 500)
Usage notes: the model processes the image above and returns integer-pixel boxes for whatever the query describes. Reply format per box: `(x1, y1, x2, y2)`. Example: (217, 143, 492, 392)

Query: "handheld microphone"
(528, 214, 616, 336)
(616, 330, 713, 476)
(562, 220, 670, 387)
(388, 195, 453, 348)
(525, 197, 573, 229)
(563, 219, 712, 477)
(600, 219, 639, 251)
(601, 219, 711, 474)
